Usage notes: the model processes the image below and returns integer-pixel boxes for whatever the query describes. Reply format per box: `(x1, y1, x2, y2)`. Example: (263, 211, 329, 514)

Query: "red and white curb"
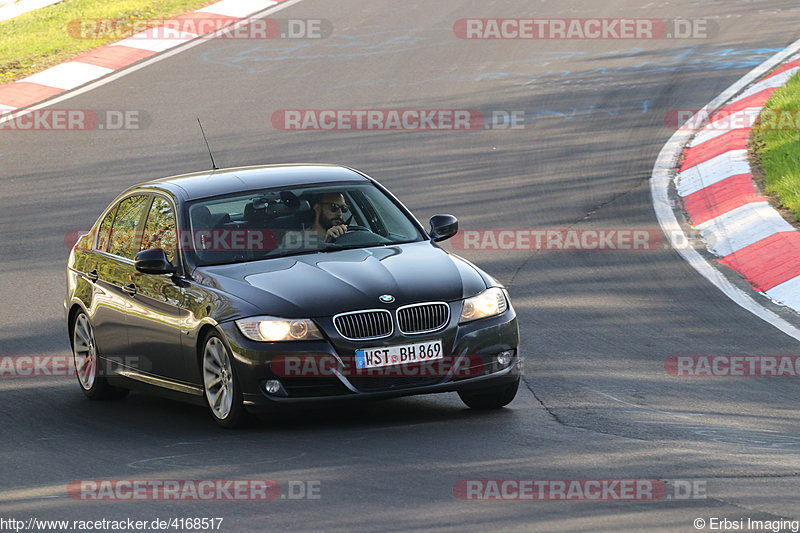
(652, 38, 800, 341)
(676, 54, 800, 310)
(0, 0, 290, 112)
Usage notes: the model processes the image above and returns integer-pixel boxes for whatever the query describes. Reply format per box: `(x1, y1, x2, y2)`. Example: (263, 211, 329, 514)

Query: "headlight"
(235, 316, 324, 342)
(459, 287, 508, 323)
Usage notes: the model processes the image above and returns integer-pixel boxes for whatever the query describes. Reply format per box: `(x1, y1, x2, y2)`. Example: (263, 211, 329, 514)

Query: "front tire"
(201, 332, 249, 428)
(458, 377, 519, 409)
(71, 312, 128, 400)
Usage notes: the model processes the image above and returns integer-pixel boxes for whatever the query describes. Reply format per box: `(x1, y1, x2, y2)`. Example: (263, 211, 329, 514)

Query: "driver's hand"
(326, 224, 348, 240)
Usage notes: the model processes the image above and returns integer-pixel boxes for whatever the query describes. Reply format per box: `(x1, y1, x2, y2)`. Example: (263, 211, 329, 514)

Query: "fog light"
(496, 350, 514, 367)
(264, 380, 283, 394)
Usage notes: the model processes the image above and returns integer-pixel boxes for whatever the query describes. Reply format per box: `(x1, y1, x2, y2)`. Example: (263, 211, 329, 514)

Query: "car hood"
(194, 241, 488, 318)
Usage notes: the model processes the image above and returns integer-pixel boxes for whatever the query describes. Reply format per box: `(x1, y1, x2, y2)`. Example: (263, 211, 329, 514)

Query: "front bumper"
(218, 304, 520, 413)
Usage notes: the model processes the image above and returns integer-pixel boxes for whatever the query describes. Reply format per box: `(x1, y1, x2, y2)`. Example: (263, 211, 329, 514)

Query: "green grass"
(0, 0, 217, 85)
(752, 71, 800, 222)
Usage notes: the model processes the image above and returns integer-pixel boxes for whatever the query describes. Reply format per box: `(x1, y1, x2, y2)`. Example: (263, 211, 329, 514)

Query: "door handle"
(86, 269, 98, 282)
(123, 283, 137, 296)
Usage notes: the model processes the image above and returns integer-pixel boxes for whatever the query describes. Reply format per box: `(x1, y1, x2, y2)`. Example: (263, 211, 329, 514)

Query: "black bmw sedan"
(65, 164, 521, 427)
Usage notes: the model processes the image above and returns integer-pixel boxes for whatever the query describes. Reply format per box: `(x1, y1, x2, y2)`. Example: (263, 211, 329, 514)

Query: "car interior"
(188, 188, 393, 264)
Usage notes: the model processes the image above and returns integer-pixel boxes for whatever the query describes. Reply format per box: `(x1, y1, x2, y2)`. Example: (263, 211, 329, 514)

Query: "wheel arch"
(67, 302, 89, 350)
(195, 323, 224, 368)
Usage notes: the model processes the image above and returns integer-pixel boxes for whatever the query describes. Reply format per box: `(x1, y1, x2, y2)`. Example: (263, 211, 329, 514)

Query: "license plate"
(355, 340, 443, 369)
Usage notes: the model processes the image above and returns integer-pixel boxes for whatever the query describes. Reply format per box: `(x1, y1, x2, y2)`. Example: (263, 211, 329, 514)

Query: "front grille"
(334, 310, 393, 340)
(397, 302, 450, 334)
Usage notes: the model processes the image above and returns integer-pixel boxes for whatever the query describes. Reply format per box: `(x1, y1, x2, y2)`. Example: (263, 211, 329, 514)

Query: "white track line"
(650, 37, 800, 342)
(0, 0, 304, 126)
(731, 67, 798, 102)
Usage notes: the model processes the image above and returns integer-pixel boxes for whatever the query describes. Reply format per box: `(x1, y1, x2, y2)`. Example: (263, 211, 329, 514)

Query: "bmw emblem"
(379, 294, 395, 304)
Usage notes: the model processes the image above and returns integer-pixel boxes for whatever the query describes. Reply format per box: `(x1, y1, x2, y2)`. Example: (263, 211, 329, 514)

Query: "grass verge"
(0, 0, 218, 85)
(751, 71, 800, 222)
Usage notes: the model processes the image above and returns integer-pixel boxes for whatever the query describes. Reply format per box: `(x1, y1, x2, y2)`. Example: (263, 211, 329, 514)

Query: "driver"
(311, 192, 349, 242)
(279, 192, 350, 250)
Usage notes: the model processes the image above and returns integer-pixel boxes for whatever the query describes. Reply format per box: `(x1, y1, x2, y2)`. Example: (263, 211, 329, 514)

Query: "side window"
(96, 205, 118, 252)
(108, 195, 151, 260)
(141, 196, 178, 264)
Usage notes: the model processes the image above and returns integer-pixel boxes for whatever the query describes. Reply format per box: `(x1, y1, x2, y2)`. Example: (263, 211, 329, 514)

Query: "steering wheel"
(324, 224, 368, 242)
(345, 224, 370, 232)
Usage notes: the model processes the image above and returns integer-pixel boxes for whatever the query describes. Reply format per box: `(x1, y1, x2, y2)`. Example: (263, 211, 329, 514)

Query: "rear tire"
(458, 377, 519, 409)
(71, 312, 129, 401)
(201, 331, 250, 429)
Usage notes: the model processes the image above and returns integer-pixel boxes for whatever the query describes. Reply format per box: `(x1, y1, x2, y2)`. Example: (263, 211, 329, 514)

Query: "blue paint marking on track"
(515, 101, 651, 123)
(199, 40, 784, 124)
(200, 33, 782, 79)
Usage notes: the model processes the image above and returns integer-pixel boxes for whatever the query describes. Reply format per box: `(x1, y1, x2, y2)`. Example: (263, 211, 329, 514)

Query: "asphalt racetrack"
(2, 1, 800, 531)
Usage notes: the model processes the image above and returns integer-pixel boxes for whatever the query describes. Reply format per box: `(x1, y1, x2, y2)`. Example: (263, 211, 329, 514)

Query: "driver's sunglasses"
(327, 203, 350, 213)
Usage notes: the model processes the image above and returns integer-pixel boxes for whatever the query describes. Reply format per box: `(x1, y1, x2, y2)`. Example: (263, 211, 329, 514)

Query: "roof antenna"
(197, 118, 218, 170)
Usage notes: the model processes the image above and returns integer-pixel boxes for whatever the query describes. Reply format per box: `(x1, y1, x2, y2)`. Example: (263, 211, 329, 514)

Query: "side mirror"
(135, 248, 177, 275)
(428, 214, 458, 242)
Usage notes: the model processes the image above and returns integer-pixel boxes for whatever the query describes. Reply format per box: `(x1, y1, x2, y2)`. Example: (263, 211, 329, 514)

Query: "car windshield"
(187, 182, 426, 266)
